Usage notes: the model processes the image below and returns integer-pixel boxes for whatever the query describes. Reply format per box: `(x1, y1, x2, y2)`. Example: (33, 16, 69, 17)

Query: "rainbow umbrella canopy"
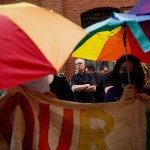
(0, 3, 87, 90)
(72, 12, 150, 62)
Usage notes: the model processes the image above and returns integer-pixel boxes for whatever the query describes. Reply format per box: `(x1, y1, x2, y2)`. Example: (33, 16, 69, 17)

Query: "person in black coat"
(86, 64, 105, 102)
(48, 74, 74, 101)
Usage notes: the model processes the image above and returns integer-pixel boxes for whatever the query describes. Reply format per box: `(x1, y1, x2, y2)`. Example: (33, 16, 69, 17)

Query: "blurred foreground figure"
(48, 74, 74, 101)
(22, 76, 50, 94)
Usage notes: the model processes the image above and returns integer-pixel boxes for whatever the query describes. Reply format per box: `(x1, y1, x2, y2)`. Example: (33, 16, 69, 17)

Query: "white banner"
(0, 86, 146, 150)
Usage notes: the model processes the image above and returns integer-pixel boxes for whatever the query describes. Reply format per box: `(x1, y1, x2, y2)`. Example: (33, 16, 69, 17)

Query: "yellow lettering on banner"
(79, 109, 114, 150)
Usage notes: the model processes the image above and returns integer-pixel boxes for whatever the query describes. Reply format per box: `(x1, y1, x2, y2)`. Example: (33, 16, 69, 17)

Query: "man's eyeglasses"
(76, 63, 83, 66)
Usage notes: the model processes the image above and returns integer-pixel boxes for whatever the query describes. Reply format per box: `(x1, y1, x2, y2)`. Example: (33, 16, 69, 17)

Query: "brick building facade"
(0, 0, 139, 80)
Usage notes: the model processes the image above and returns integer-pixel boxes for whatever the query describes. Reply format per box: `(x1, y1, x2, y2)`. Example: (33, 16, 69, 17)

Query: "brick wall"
(0, 0, 139, 80)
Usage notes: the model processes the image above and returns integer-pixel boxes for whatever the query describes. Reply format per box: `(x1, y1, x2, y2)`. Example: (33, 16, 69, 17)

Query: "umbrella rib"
(97, 32, 123, 41)
(97, 30, 132, 41)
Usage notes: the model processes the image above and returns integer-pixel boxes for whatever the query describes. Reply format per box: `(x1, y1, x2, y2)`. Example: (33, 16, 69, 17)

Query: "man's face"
(75, 59, 85, 72)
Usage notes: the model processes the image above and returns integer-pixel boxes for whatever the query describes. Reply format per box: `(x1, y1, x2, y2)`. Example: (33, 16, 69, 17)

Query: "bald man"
(70, 58, 96, 103)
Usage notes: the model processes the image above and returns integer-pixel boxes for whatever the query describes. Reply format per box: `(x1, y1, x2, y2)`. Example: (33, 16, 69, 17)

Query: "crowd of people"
(3, 54, 148, 104)
(56, 55, 150, 104)
(17, 54, 150, 103)
(1, 55, 150, 104)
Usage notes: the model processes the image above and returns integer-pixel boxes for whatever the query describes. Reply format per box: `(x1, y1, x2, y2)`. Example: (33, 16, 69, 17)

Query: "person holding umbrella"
(104, 54, 150, 150)
(104, 54, 150, 102)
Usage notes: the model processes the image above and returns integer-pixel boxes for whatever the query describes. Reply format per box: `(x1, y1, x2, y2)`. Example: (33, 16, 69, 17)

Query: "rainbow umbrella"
(72, 12, 150, 62)
(0, 3, 86, 90)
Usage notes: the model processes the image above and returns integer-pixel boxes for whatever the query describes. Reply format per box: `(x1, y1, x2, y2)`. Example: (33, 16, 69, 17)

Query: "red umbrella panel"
(0, 3, 87, 90)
